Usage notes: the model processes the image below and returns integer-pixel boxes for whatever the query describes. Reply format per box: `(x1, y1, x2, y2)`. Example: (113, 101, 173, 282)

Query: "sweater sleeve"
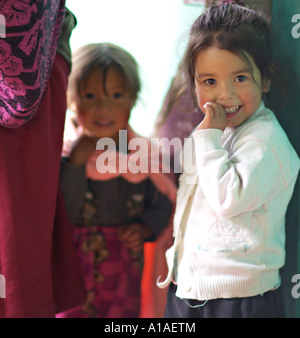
(0, 0, 65, 128)
(192, 128, 288, 218)
(137, 180, 173, 238)
(60, 158, 87, 223)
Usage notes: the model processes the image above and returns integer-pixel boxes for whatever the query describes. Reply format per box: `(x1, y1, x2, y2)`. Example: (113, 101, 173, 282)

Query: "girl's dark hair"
(184, 3, 274, 91)
(68, 43, 141, 108)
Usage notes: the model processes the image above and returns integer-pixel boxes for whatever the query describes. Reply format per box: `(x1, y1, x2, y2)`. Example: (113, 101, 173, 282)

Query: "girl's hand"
(197, 102, 227, 131)
(118, 223, 153, 254)
(69, 134, 98, 165)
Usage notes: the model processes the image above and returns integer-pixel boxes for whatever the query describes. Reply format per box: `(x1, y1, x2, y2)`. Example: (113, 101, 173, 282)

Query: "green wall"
(268, 0, 300, 318)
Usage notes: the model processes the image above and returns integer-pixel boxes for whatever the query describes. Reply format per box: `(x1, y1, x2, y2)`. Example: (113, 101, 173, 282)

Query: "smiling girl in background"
(58, 43, 175, 318)
(158, 1, 300, 318)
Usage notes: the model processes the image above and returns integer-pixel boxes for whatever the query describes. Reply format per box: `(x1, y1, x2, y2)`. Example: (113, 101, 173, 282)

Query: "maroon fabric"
(52, 186, 87, 315)
(0, 54, 86, 317)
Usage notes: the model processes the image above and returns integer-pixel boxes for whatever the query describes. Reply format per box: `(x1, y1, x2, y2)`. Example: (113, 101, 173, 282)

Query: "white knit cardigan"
(158, 101, 300, 300)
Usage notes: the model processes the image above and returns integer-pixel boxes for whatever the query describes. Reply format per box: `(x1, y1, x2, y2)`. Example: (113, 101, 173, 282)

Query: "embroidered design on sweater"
(196, 212, 260, 253)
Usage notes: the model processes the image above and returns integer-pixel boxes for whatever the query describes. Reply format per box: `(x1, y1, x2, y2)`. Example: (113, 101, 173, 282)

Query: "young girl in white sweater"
(158, 1, 300, 318)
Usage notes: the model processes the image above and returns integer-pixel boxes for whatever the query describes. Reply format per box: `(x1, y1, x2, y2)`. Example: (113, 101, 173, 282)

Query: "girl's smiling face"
(194, 46, 270, 128)
(74, 67, 134, 140)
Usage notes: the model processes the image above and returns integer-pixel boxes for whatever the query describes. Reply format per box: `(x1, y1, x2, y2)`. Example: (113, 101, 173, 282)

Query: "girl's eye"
(235, 75, 247, 82)
(112, 91, 124, 99)
(204, 78, 216, 86)
(83, 92, 95, 100)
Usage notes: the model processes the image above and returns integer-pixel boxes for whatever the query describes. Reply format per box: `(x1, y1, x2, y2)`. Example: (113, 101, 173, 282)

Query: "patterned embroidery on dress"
(0, 1, 65, 127)
(127, 193, 144, 217)
(81, 190, 109, 283)
(78, 187, 144, 316)
(126, 193, 145, 271)
(78, 188, 109, 317)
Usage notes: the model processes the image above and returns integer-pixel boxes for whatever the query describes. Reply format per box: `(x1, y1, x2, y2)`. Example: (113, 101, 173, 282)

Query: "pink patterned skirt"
(57, 226, 142, 318)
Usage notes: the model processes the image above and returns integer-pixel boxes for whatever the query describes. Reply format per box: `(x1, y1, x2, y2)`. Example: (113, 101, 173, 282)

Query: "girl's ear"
(262, 77, 271, 93)
(262, 62, 274, 94)
(69, 100, 78, 113)
(71, 116, 79, 128)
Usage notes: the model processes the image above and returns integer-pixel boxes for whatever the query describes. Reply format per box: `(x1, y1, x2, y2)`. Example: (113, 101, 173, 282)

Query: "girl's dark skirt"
(164, 282, 285, 318)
